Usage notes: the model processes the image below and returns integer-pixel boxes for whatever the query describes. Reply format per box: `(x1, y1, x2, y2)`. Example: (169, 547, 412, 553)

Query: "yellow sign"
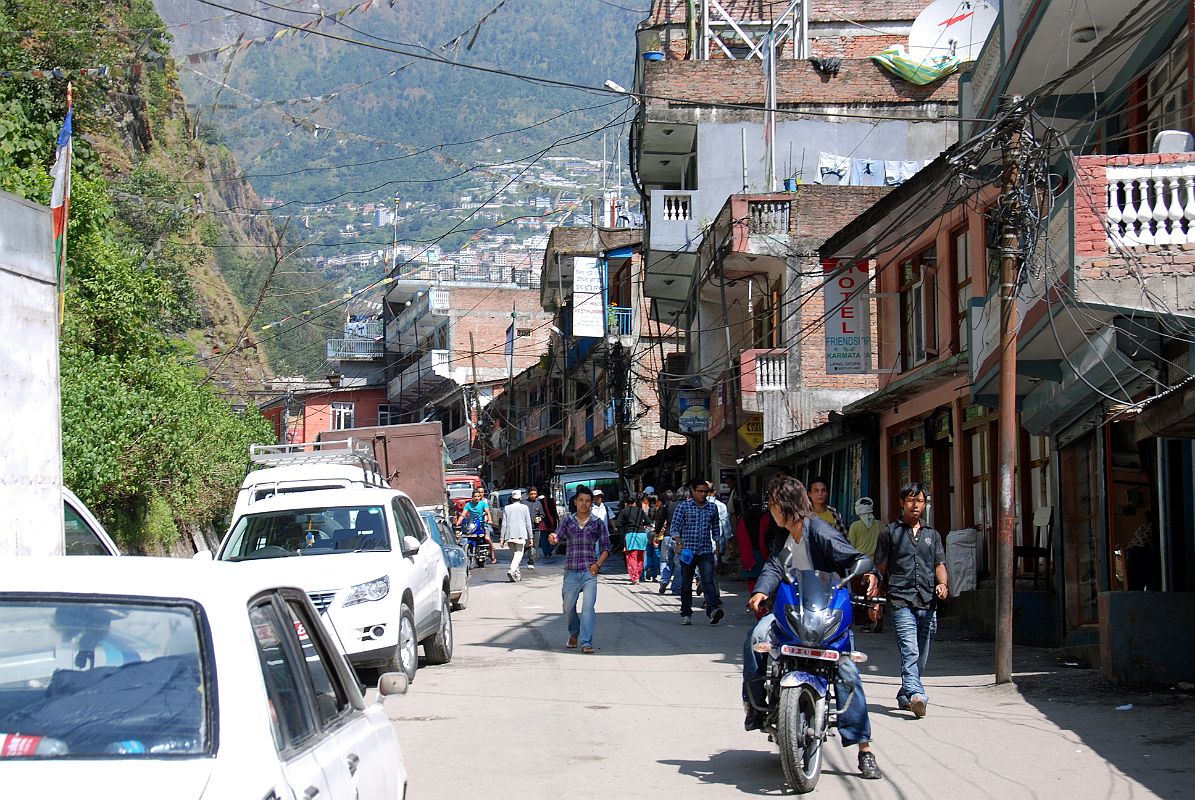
(738, 414, 764, 450)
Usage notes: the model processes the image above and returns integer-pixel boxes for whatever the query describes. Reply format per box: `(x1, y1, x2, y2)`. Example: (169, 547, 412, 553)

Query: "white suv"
(215, 486, 452, 680)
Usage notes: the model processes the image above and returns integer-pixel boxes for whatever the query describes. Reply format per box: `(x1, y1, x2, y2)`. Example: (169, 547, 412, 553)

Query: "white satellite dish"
(907, 0, 1000, 64)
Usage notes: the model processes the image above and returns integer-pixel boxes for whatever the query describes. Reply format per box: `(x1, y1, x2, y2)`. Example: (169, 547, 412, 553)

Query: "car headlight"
(343, 576, 390, 607)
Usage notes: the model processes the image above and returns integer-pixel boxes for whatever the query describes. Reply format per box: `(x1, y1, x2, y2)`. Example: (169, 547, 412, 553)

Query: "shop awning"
(738, 412, 877, 478)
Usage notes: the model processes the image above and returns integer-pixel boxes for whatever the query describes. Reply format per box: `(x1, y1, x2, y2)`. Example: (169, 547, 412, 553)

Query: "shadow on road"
(658, 749, 787, 796)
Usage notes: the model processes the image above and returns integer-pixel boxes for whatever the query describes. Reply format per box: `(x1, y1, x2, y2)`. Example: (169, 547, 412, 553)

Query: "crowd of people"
(462, 472, 949, 785)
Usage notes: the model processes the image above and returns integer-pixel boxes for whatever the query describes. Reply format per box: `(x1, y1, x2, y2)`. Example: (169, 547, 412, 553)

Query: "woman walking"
(616, 492, 652, 584)
(644, 493, 662, 581)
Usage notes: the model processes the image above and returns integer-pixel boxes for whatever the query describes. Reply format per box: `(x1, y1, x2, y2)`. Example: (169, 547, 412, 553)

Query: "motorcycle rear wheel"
(777, 685, 822, 793)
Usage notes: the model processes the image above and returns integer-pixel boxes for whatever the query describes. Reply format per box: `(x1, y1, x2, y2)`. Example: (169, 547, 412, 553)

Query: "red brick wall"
(644, 58, 958, 108)
(810, 34, 907, 59)
(297, 388, 389, 444)
(447, 287, 552, 376)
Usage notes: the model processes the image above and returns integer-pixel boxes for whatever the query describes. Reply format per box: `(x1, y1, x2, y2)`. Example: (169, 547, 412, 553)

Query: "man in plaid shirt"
(670, 477, 725, 625)
(548, 484, 611, 654)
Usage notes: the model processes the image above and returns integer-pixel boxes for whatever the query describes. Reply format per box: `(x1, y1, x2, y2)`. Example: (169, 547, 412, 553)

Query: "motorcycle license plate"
(780, 645, 839, 661)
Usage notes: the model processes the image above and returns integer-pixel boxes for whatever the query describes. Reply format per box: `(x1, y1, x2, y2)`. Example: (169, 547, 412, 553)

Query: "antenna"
(906, 0, 1000, 65)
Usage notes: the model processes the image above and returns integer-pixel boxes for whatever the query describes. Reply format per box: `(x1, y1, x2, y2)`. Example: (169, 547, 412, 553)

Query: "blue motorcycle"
(460, 517, 491, 569)
(747, 556, 880, 793)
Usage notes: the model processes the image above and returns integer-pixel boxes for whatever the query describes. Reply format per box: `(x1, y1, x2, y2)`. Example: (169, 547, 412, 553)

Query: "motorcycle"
(746, 555, 881, 793)
(460, 517, 491, 569)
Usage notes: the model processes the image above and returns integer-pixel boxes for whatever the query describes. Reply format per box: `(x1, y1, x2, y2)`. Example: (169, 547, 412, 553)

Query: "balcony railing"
(388, 349, 452, 400)
(1105, 163, 1195, 247)
(649, 190, 701, 254)
(747, 200, 790, 235)
(661, 193, 692, 220)
(755, 351, 787, 390)
(607, 306, 633, 336)
(326, 338, 383, 360)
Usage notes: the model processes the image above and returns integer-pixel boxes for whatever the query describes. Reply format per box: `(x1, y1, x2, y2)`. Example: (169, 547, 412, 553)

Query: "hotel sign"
(822, 260, 872, 374)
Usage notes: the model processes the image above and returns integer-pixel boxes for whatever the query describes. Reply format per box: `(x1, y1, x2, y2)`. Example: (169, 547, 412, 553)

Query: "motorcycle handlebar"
(851, 596, 888, 605)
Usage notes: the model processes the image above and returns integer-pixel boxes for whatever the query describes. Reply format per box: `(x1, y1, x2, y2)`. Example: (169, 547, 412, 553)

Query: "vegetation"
(1, 0, 273, 549)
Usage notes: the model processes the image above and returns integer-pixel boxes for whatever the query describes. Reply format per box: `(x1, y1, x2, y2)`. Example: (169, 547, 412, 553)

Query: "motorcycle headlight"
(789, 606, 843, 645)
(343, 576, 390, 607)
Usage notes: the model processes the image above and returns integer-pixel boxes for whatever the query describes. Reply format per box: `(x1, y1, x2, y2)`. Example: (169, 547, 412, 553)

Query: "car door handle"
(346, 752, 360, 776)
(303, 787, 320, 800)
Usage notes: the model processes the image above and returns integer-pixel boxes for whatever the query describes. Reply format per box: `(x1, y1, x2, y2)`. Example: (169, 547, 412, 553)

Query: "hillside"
(0, 0, 282, 551)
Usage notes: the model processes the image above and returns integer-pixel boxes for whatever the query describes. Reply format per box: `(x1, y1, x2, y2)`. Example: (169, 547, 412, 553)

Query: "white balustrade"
(1105, 164, 1195, 248)
(747, 200, 790, 235)
(661, 193, 692, 221)
(755, 352, 787, 390)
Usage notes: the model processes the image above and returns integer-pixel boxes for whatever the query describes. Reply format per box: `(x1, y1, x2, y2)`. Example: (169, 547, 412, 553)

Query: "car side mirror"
(402, 536, 421, 556)
(377, 671, 409, 697)
(192, 550, 213, 562)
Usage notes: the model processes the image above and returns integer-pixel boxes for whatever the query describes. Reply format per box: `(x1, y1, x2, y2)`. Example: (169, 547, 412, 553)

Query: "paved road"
(386, 556, 1193, 799)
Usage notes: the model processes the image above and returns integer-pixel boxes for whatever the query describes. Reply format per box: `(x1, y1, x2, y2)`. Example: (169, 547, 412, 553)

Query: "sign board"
(443, 424, 472, 463)
(678, 389, 710, 433)
(738, 412, 765, 450)
(572, 256, 605, 338)
(822, 261, 872, 374)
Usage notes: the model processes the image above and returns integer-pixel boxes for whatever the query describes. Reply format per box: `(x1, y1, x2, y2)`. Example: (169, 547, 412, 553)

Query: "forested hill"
(153, 0, 639, 208)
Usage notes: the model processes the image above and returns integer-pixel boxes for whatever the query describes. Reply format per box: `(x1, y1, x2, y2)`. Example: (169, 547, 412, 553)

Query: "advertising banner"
(822, 260, 872, 374)
(572, 256, 605, 338)
(678, 389, 710, 433)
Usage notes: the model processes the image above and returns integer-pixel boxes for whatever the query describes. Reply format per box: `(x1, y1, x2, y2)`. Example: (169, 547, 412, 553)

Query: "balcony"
(649, 190, 702, 253)
(387, 349, 453, 407)
(708, 349, 787, 436)
(607, 306, 633, 337)
(385, 288, 450, 350)
(326, 338, 383, 361)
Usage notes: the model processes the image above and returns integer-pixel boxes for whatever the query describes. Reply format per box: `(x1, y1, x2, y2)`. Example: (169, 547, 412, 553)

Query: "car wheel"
(387, 604, 418, 682)
(422, 591, 453, 665)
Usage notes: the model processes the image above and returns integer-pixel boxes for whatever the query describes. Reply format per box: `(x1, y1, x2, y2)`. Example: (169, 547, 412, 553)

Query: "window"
(1145, 26, 1190, 147)
(377, 403, 396, 426)
(952, 227, 972, 351)
(331, 401, 355, 430)
(64, 503, 111, 555)
(516, 328, 533, 337)
(391, 497, 426, 543)
(899, 246, 937, 370)
(250, 601, 316, 752)
(283, 599, 349, 727)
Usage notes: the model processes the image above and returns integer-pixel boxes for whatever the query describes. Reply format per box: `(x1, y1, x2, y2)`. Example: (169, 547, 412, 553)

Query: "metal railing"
(327, 338, 384, 360)
(608, 306, 633, 336)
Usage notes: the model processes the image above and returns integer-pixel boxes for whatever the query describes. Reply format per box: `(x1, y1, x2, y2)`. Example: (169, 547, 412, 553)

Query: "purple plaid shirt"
(557, 513, 611, 572)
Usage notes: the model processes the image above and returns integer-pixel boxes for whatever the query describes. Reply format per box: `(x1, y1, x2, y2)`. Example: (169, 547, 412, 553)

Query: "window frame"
(281, 596, 353, 729)
(951, 226, 972, 353)
(377, 403, 397, 427)
(330, 401, 356, 431)
(898, 245, 938, 370)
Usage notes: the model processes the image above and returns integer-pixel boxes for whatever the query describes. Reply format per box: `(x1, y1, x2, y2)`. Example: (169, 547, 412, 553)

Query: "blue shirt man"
(669, 478, 724, 625)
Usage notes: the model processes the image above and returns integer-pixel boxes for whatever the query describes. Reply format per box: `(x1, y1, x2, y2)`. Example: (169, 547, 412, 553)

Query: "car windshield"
(221, 505, 391, 560)
(0, 598, 209, 758)
(565, 477, 621, 501)
(445, 481, 476, 500)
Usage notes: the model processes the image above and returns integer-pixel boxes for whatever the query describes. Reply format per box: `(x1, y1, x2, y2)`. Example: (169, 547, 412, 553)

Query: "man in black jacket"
(742, 476, 882, 782)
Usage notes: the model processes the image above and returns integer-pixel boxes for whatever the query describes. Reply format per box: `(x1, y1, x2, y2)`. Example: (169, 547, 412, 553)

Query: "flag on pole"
(50, 87, 73, 319)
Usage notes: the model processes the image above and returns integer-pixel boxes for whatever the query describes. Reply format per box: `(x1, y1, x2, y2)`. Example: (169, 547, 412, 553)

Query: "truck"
(2, 192, 65, 556)
(551, 462, 634, 552)
(319, 423, 449, 512)
(443, 468, 485, 521)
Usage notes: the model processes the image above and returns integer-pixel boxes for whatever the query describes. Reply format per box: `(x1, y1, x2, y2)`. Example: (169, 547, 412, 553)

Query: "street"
(390, 555, 1194, 799)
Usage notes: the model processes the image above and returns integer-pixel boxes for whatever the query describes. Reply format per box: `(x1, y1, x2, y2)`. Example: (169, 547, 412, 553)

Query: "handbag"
(624, 529, 649, 551)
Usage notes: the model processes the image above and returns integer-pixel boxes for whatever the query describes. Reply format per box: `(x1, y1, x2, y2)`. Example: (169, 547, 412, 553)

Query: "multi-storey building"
(631, 0, 959, 503)
(819, 0, 1195, 682)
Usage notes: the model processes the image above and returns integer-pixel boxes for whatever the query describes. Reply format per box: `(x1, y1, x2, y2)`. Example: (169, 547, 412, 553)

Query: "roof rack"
(248, 439, 386, 484)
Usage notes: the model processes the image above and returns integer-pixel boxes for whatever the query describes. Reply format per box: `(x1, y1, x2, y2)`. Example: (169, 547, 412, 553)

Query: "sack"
(624, 530, 649, 551)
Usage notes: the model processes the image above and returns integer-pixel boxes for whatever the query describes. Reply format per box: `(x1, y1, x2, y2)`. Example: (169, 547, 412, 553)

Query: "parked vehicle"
(319, 423, 449, 513)
(444, 469, 485, 519)
(210, 486, 452, 682)
(550, 463, 632, 551)
(418, 508, 469, 610)
(62, 488, 119, 556)
(0, 556, 410, 799)
(746, 558, 877, 793)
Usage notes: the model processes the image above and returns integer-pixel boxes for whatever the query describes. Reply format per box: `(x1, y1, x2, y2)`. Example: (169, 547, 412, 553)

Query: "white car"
(63, 487, 120, 556)
(214, 487, 452, 680)
(0, 557, 409, 800)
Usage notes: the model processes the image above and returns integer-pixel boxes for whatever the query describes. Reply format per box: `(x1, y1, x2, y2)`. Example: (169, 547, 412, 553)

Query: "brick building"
(631, 0, 958, 505)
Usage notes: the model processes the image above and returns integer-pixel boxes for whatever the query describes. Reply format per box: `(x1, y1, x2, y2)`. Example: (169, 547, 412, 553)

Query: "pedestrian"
(524, 485, 549, 569)
(455, 487, 496, 564)
(808, 476, 848, 536)
(874, 481, 948, 719)
(848, 497, 884, 631)
(591, 488, 610, 525)
(742, 475, 882, 781)
(537, 485, 559, 559)
(670, 478, 724, 625)
(644, 493, 661, 581)
(615, 492, 652, 584)
(656, 488, 683, 596)
(500, 489, 534, 582)
(548, 485, 611, 655)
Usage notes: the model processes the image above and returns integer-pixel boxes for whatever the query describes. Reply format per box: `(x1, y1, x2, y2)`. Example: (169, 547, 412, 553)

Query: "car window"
(283, 600, 349, 728)
(250, 601, 315, 752)
(419, 512, 445, 547)
(565, 477, 621, 499)
(220, 505, 391, 561)
(392, 498, 426, 542)
(63, 503, 112, 556)
(445, 481, 477, 500)
(0, 597, 208, 756)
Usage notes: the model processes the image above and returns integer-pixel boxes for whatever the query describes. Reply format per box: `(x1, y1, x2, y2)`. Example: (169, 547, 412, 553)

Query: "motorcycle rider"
(743, 475, 883, 782)
(456, 487, 496, 564)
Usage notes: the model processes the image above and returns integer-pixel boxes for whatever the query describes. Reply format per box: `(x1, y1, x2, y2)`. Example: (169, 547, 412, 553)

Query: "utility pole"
(469, 331, 487, 479)
(996, 95, 1025, 685)
(717, 247, 746, 496)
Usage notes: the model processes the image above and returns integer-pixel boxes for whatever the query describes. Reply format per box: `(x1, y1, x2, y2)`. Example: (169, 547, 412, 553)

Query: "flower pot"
(642, 50, 665, 62)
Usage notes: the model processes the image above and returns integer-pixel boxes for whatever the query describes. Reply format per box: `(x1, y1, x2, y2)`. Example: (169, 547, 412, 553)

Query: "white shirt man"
(501, 490, 534, 582)
(591, 489, 609, 524)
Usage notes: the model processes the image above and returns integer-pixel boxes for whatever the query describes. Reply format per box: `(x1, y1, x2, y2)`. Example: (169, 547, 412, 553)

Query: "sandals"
(566, 636, 578, 649)
(581, 645, 595, 654)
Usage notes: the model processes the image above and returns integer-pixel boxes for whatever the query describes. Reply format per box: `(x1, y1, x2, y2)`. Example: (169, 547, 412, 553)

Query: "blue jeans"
(892, 605, 937, 705)
(659, 536, 681, 595)
(644, 541, 660, 579)
(680, 552, 720, 618)
(563, 569, 598, 647)
(742, 615, 872, 747)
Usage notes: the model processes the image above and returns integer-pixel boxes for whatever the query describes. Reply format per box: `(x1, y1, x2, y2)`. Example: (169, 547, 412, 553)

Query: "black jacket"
(754, 515, 868, 599)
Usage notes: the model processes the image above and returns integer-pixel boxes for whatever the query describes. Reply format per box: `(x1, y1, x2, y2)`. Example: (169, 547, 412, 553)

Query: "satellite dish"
(907, 0, 1000, 64)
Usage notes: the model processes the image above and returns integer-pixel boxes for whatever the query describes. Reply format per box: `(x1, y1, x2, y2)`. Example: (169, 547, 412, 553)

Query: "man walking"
(874, 481, 948, 718)
(501, 489, 534, 582)
(525, 486, 548, 568)
(670, 478, 724, 625)
(548, 485, 611, 654)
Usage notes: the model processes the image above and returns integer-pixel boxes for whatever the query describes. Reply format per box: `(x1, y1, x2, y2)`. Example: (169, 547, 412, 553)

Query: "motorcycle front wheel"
(777, 685, 822, 793)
